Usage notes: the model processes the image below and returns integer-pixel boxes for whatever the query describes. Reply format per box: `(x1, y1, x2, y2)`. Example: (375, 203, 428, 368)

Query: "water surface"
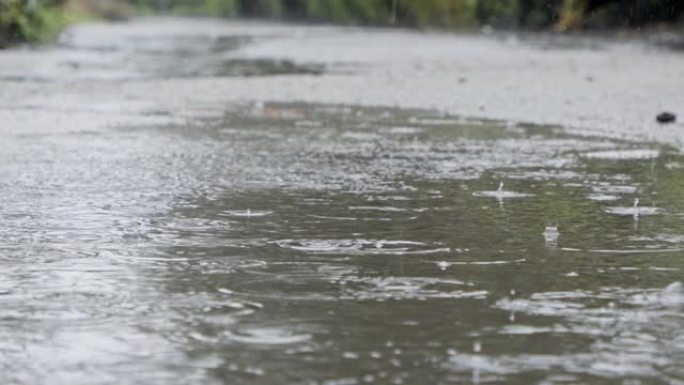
(2, 100, 684, 384)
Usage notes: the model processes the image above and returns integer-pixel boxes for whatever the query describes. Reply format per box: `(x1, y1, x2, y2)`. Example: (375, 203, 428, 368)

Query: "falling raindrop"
(473, 341, 482, 353)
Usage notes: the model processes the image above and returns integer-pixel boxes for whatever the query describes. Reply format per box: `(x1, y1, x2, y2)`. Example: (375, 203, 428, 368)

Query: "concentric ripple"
(274, 239, 449, 255)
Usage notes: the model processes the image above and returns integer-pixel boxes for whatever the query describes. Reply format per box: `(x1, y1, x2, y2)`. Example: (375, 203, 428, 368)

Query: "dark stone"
(656, 112, 677, 124)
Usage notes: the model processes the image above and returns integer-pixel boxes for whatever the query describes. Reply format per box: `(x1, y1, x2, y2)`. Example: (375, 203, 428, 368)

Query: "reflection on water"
(1, 101, 684, 384)
(1, 32, 326, 82)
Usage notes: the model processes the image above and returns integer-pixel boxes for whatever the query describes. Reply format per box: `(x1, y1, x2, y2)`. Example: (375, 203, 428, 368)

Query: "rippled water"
(2, 100, 683, 385)
(3, 27, 684, 385)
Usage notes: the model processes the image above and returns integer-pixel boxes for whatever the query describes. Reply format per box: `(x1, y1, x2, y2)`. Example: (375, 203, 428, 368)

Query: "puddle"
(2, 101, 684, 384)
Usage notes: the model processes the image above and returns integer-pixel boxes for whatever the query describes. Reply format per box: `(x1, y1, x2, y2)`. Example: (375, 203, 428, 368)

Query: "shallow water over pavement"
(2, 99, 684, 384)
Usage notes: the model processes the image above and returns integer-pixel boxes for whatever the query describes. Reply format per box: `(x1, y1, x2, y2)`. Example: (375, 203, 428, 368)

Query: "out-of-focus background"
(2, 0, 684, 47)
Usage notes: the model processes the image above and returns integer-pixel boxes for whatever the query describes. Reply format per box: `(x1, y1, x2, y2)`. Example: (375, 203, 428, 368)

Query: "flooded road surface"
(1, 18, 684, 385)
(3, 101, 684, 384)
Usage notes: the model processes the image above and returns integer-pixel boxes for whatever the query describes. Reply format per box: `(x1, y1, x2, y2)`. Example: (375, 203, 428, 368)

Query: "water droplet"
(473, 341, 481, 353)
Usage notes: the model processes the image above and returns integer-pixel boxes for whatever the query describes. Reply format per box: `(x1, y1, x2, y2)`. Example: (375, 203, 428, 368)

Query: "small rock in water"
(656, 112, 676, 124)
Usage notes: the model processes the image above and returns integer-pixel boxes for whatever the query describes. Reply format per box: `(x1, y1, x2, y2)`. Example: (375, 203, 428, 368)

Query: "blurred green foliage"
(135, 0, 684, 29)
(2, 0, 683, 47)
(0, 0, 85, 46)
(149, 0, 495, 27)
